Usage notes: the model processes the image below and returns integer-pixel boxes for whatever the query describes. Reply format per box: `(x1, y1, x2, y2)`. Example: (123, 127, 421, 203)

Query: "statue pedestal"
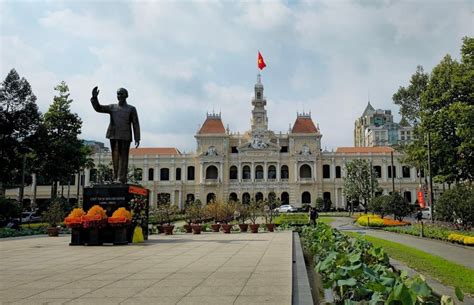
(83, 184, 149, 242)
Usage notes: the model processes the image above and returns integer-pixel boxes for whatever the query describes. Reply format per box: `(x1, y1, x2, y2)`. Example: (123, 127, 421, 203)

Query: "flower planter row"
(155, 223, 276, 235)
(68, 224, 133, 246)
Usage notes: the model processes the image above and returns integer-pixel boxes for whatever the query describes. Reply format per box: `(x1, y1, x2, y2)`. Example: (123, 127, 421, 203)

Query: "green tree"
(343, 159, 379, 213)
(387, 192, 413, 221)
(392, 65, 429, 126)
(394, 37, 474, 184)
(37, 81, 90, 198)
(435, 184, 473, 230)
(0, 69, 41, 197)
(368, 194, 391, 218)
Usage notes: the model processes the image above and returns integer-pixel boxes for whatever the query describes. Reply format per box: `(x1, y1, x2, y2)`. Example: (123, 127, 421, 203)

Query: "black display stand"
(80, 184, 149, 244)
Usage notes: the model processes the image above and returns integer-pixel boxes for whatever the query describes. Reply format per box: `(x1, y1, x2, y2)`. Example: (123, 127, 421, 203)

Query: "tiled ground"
(0, 232, 292, 305)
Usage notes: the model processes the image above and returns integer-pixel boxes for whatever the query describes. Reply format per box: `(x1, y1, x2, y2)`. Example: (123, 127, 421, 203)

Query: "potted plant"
(82, 205, 108, 245)
(220, 201, 236, 234)
(158, 201, 178, 235)
(130, 195, 147, 243)
(183, 202, 194, 233)
(263, 198, 280, 232)
(248, 199, 261, 233)
(236, 201, 250, 232)
(150, 207, 165, 234)
(42, 199, 65, 237)
(205, 200, 222, 232)
(188, 200, 204, 234)
(64, 208, 85, 245)
(108, 207, 132, 245)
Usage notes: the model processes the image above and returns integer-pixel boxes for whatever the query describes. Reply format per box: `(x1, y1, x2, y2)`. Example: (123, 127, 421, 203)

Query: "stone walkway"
(0, 232, 292, 305)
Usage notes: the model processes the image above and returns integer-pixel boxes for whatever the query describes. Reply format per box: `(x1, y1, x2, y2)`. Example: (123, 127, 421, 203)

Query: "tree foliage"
(36, 81, 90, 197)
(0, 69, 41, 194)
(435, 184, 473, 230)
(343, 159, 379, 212)
(369, 195, 391, 218)
(393, 37, 474, 184)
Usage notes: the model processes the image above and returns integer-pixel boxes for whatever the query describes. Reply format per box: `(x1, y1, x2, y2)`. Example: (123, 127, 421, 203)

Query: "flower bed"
(301, 223, 450, 303)
(356, 215, 410, 227)
(447, 234, 474, 246)
(274, 213, 309, 226)
(384, 223, 474, 245)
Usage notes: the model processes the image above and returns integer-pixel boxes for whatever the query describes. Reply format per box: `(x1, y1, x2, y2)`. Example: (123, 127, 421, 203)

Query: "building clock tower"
(251, 74, 268, 132)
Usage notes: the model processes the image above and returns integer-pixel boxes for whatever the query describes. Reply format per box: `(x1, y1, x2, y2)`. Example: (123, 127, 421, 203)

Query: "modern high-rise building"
(354, 102, 413, 147)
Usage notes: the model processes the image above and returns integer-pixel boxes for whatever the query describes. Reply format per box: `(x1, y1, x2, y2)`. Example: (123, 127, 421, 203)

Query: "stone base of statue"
(82, 184, 149, 244)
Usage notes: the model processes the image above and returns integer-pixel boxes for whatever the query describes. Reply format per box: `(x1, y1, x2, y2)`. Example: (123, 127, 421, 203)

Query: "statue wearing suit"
(91, 87, 140, 184)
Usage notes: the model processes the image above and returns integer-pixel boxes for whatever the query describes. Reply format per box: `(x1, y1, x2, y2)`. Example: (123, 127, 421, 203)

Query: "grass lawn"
(346, 232, 474, 296)
(318, 217, 334, 224)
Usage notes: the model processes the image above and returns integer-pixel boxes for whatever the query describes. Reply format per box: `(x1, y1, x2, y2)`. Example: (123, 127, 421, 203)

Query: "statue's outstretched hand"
(92, 86, 100, 98)
(135, 141, 140, 148)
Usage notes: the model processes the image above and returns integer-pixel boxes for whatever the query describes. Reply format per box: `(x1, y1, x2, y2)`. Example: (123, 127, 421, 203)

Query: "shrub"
(435, 184, 473, 230)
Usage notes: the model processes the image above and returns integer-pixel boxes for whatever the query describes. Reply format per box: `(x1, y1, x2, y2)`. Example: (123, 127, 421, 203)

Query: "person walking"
(309, 207, 318, 227)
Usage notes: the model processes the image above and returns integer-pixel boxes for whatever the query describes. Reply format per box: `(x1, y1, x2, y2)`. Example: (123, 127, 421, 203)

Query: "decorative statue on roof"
(91, 86, 140, 184)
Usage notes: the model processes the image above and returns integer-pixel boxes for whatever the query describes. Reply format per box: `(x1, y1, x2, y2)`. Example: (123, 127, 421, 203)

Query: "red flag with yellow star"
(258, 51, 266, 70)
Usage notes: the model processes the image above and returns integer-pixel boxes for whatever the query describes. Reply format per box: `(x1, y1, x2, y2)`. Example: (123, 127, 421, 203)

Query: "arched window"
(302, 192, 311, 204)
(148, 168, 154, 181)
(268, 192, 277, 203)
(187, 166, 195, 180)
(255, 192, 264, 202)
(323, 192, 331, 210)
(242, 192, 250, 204)
(373, 166, 382, 178)
(205, 165, 218, 179)
(89, 168, 97, 183)
(157, 193, 170, 205)
(404, 191, 412, 203)
(206, 193, 216, 204)
(243, 165, 251, 180)
(135, 168, 143, 181)
(268, 165, 276, 179)
(176, 168, 181, 181)
(186, 194, 195, 205)
(299, 164, 312, 179)
(281, 192, 289, 205)
(255, 165, 263, 180)
(335, 166, 341, 178)
(281, 165, 289, 179)
(402, 166, 411, 178)
(229, 192, 238, 202)
(160, 168, 169, 181)
(229, 166, 238, 180)
(323, 165, 330, 179)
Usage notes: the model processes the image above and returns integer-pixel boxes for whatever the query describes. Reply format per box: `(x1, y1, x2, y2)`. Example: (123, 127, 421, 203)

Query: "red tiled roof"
(130, 147, 181, 156)
(336, 147, 394, 154)
(198, 117, 226, 134)
(291, 117, 318, 133)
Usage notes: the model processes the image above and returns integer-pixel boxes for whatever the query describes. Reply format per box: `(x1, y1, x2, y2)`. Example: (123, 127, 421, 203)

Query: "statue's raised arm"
(92, 86, 100, 98)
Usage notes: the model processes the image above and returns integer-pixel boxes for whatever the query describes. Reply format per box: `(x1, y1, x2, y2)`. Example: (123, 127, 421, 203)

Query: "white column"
(264, 162, 268, 181)
(238, 162, 242, 182)
(84, 169, 90, 186)
(251, 162, 255, 181)
(277, 162, 281, 181)
(171, 192, 175, 206)
(200, 162, 204, 183)
(313, 162, 317, 181)
(219, 162, 223, 183)
(178, 191, 183, 209)
(294, 163, 298, 182)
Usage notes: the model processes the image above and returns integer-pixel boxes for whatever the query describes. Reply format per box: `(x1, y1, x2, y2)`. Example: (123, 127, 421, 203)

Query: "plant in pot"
(188, 199, 204, 234)
(159, 201, 178, 235)
(220, 201, 236, 234)
(108, 207, 132, 245)
(236, 201, 250, 232)
(248, 199, 261, 233)
(263, 197, 280, 232)
(149, 207, 165, 234)
(42, 199, 65, 237)
(64, 208, 85, 245)
(83, 205, 108, 245)
(183, 201, 194, 233)
(205, 200, 222, 232)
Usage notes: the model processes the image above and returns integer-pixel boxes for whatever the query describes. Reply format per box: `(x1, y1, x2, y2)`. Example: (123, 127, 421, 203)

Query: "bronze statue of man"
(91, 86, 140, 184)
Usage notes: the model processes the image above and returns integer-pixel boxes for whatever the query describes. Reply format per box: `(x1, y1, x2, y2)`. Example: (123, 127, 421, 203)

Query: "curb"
(292, 232, 313, 305)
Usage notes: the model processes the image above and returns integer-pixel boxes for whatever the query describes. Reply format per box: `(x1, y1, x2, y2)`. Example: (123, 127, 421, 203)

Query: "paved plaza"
(0, 232, 292, 305)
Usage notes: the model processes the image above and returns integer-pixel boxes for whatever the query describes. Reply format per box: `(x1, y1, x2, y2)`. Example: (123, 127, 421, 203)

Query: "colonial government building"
(8, 76, 427, 209)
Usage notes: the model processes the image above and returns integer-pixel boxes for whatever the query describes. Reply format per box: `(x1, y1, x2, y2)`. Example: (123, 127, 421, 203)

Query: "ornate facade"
(7, 76, 426, 209)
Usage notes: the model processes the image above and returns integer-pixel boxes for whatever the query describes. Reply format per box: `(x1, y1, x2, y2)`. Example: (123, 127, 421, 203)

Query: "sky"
(1, 0, 472, 153)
